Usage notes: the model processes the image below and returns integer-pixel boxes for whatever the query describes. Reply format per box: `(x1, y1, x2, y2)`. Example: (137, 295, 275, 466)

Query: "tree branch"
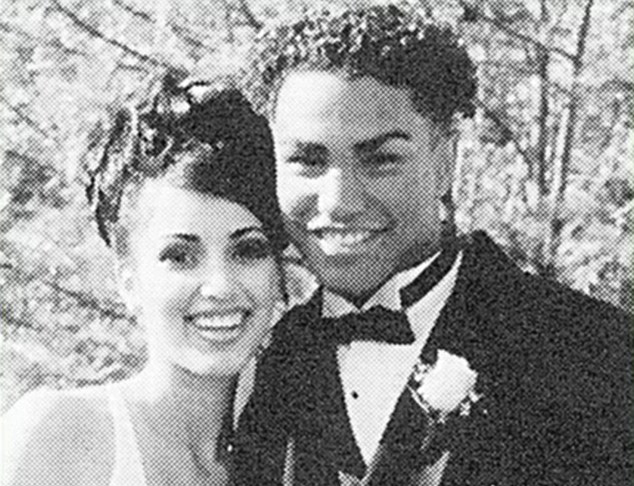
(0, 21, 88, 57)
(49, 0, 170, 68)
(0, 94, 55, 142)
(0, 20, 148, 75)
(110, 0, 212, 50)
(45, 279, 129, 320)
(2, 262, 129, 321)
(236, 0, 262, 31)
(459, 0, 576, 62)
(535, 0, 550, 195)
(475, 98, 531, 166)
(545, 0, 596, 271)
(1, 313, 42, 331)
(223, 0, 235, 44)
(111, 0, 152, 21)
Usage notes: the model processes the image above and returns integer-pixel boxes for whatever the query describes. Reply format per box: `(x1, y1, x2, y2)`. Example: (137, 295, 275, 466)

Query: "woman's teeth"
(187, 312, 244, 330)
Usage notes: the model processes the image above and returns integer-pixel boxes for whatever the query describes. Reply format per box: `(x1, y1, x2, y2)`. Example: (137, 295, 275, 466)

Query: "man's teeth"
(188, 313, 243, 330)
(318, 231, 374, 246)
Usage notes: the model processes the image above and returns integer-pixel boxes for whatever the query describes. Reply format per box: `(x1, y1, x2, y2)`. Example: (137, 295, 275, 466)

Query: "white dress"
(107, 386, 148, 486)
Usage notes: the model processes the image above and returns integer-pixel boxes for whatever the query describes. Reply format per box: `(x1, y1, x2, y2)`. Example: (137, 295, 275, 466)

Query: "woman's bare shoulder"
(2, 386, 116, 486)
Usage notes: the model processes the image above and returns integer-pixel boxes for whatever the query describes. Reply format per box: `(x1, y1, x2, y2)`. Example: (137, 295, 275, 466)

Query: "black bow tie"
(322, 306, 415, 345)
(317, 242, 461, 346)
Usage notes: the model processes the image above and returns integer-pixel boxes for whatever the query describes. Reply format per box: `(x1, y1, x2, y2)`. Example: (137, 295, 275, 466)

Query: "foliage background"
(1, 0, 632, 412)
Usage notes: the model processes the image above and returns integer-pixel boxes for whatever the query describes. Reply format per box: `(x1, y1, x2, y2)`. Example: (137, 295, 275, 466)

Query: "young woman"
(3, 70, 287, 486)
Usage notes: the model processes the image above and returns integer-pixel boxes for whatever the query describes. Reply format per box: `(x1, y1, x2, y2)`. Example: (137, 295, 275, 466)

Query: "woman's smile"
(129, 183, 282, 375)
(184, 309, 251, 343)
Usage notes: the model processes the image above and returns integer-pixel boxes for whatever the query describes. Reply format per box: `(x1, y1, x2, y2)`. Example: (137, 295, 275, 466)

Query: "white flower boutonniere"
(365, 351, 484, 483)
(409, 350, 481, 424)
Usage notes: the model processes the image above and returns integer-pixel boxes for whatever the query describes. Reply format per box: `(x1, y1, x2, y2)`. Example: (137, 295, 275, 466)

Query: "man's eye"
(233, 238, 272, 261)
(159, 246, 197, 267)
(362, 153, 404, 166)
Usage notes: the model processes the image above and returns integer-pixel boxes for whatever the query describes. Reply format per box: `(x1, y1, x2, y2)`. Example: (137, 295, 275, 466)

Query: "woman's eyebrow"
(286, 141, 328, 157)
(230, 226, 266, 239)
(169, 233, 199, 242)
(354, 130, 411, 154)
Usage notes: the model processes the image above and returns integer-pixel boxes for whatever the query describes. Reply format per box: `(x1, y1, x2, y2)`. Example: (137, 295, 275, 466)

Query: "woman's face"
(121, 178, 282, 376)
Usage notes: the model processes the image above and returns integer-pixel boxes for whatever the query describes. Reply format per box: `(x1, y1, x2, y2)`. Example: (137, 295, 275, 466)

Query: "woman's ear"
(115, 260, 138, 313)
(271, 300, 286, 328)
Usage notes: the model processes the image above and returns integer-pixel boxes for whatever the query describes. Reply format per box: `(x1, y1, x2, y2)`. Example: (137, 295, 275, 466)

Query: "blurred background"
(1, 0, 632, 412)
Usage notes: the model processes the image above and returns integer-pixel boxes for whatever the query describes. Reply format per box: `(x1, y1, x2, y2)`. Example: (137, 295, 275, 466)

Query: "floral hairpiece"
(85, 71, 225, 246)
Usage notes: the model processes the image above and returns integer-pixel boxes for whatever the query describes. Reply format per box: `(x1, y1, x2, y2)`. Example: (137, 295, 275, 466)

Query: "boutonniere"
(402, 350, 483, 471)
(409, 350, 481, 423)
(365, 351, 484, 484)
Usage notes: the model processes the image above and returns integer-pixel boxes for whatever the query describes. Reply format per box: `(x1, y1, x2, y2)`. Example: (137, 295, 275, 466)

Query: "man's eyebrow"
(230, 226, 266, 239)
(353, 130, 411, 153)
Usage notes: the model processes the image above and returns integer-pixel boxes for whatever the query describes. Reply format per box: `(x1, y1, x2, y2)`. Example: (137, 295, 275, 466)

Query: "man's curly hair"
(243, 4, 477, 125)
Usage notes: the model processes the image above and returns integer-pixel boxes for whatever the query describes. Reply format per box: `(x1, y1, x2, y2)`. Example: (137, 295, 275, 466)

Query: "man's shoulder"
(521, 269, 630, 326)
(469, 231, 632, 404)
(468, 230, 631, 327)
(470, 234, 632, 441)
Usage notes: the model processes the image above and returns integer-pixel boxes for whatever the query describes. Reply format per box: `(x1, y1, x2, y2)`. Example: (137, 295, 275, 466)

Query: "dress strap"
(107, 386, 148, 486)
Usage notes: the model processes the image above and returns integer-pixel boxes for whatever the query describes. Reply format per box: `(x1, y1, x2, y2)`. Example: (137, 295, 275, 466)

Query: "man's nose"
(318, 167, 365, 220)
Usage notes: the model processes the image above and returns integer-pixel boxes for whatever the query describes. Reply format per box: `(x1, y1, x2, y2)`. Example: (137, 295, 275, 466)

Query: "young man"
(235, 6, 633, 486)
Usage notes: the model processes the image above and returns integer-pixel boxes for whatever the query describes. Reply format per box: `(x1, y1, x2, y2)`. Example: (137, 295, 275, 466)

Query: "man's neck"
(326, 247, 443, 309)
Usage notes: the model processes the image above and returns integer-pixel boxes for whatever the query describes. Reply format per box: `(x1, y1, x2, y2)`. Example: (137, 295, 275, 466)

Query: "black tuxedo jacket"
(234, 232, 633, 486)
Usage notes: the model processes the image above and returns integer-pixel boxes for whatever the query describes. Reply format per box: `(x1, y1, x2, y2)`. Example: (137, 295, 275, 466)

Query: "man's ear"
(433, 123, 459, 196)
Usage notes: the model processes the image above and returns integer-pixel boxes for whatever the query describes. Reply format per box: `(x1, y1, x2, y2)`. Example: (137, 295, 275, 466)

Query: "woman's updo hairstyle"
(86, 69, 287, 256)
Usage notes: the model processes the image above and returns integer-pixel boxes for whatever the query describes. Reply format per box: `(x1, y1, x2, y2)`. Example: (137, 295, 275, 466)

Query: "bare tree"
(544, 0, 595, 273)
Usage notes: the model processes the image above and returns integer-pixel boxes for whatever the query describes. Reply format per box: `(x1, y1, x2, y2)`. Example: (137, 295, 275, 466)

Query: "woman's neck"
(126, 361, 237, 453)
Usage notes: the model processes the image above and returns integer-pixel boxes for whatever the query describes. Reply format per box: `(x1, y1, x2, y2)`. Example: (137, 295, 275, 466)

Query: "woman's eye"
(233, 238, 272, 261)
(287, 155, 326, 168)
(159, 246, 197, 268)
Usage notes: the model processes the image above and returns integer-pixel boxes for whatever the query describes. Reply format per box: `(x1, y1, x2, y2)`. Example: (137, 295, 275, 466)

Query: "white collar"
(322, 252, 442, 318)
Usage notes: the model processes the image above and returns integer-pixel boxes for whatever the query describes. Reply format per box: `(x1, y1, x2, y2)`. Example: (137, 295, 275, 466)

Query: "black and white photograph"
(1, 1, 633, 485)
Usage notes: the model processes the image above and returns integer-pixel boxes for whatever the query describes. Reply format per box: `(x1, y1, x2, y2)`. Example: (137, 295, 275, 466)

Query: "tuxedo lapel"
(287, 291, 366, 485)
(420, 232, 519, 486)
(363, 387, 436, 486)
(359, 242, 471, 485)
(288, 232, 516, 486)
(420, 237, 485, 486)
(363, 233, 508, 486)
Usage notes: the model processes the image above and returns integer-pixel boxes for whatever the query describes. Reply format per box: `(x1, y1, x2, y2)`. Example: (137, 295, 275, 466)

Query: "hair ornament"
(86, 69, 287, 254)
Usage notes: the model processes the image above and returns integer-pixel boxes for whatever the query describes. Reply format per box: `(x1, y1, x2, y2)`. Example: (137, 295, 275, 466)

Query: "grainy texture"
(1, 2, 633, 485)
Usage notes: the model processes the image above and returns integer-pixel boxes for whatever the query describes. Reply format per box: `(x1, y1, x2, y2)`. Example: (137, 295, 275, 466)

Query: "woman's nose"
(198, 264, 233, 299)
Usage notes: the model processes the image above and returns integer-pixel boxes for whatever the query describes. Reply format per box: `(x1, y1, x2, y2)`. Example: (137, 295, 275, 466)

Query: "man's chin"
(315, 259, 389, 301)
(297, 240, 395, 297)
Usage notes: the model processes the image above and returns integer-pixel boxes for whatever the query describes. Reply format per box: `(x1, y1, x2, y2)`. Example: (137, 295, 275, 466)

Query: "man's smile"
(307, 227, 390, 255)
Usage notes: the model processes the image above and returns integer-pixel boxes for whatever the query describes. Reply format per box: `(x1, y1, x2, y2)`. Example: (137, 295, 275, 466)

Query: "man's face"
(273, 71, 456, 301)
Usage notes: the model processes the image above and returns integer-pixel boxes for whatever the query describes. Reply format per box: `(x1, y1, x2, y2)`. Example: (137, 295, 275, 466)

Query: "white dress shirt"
(322, 251, 463, 464)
